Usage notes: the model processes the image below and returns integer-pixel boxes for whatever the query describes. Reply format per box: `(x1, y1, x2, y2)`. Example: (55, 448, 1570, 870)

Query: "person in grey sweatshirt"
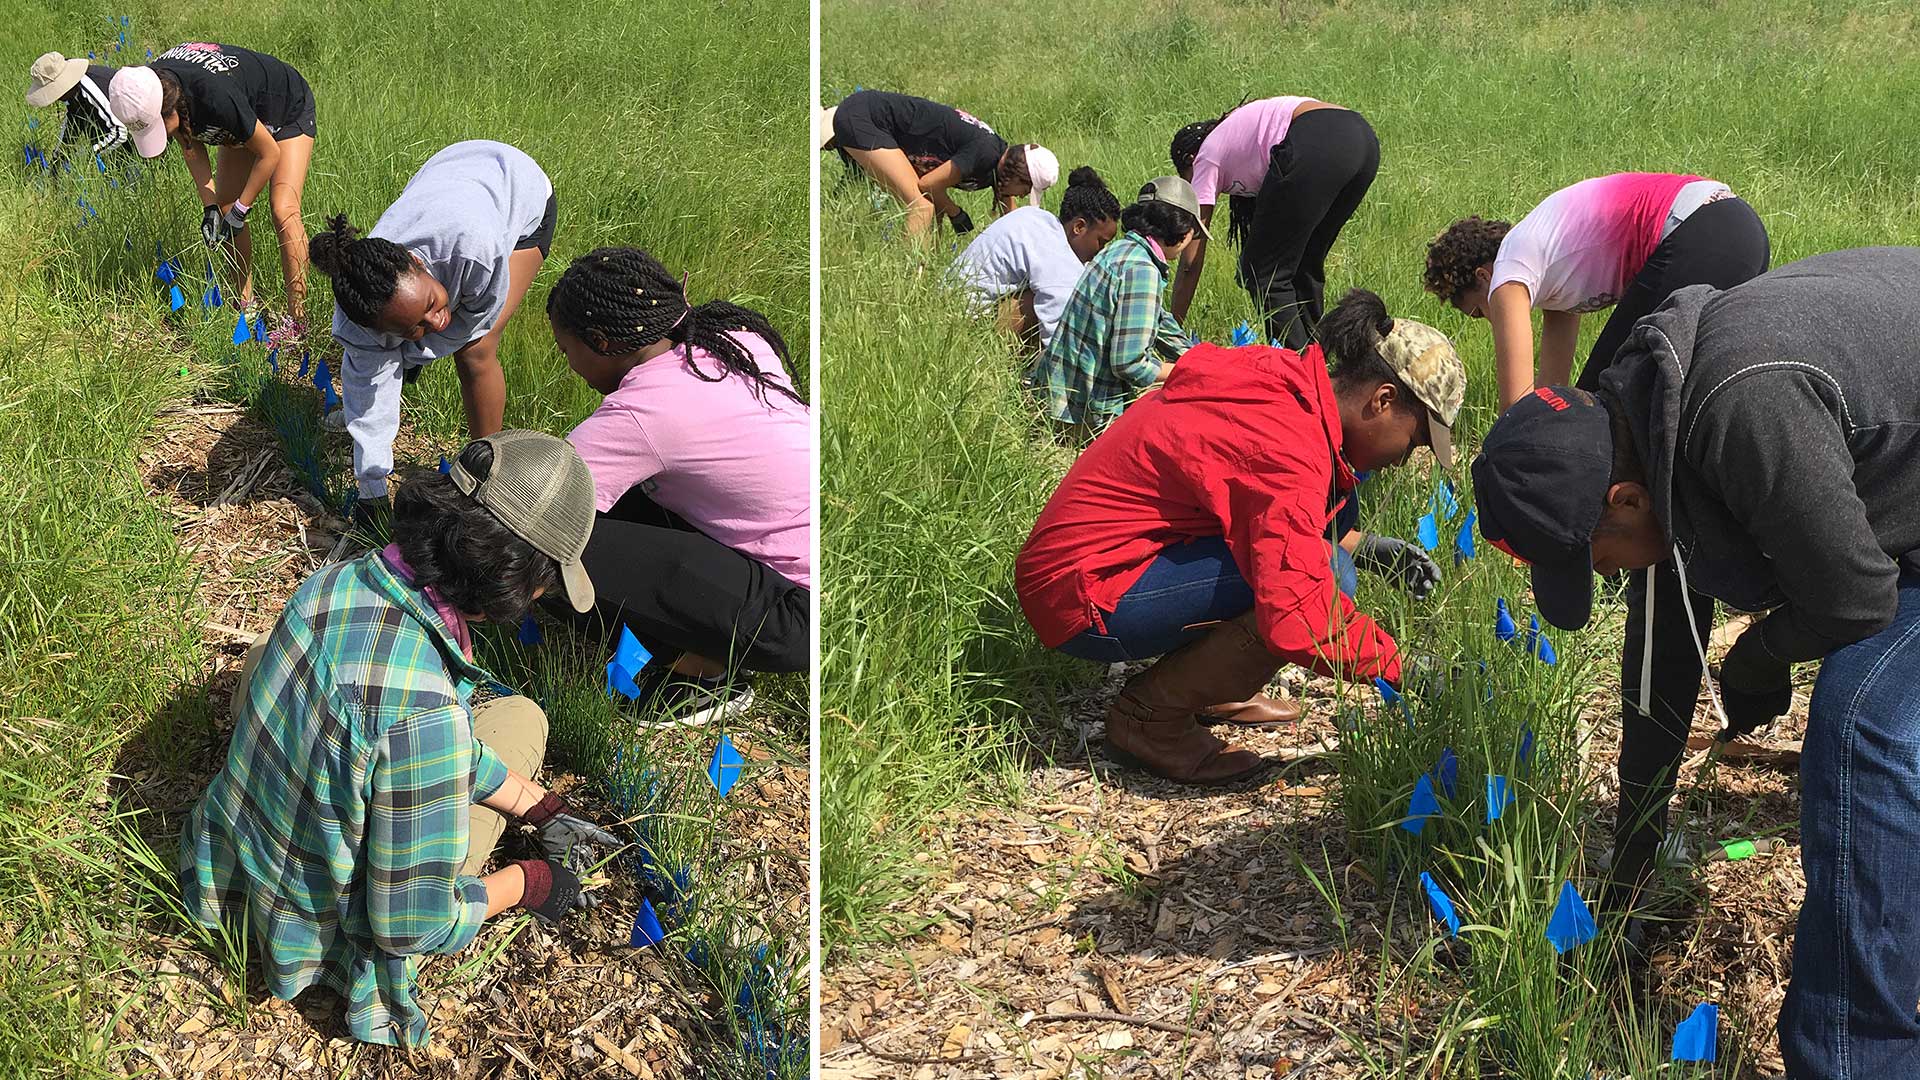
(310, 140, 557, 508)
(1469, 247, 1920, 1078)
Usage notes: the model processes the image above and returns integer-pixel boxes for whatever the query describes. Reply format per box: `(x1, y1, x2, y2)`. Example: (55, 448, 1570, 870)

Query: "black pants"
(1232, 108, 1379, 349)
(560, 488, 810, 674)
(1583, 196, 1769, 900)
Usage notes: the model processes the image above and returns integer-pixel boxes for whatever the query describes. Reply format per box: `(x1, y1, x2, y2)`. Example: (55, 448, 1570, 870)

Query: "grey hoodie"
(1600, 246, 1920, 664)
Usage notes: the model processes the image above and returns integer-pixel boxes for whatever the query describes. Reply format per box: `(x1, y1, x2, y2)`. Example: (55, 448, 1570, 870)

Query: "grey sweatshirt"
(331, 140, 552, 497)
(1601, 246, 1920, 664)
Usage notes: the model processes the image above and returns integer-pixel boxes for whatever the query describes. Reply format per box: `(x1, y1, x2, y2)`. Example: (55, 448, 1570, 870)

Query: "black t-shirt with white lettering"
(866, 91, 1007, 190)
(151, 43, 308, 147)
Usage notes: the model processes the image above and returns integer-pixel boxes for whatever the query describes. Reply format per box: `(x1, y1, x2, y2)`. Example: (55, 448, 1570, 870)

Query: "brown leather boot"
(1104, 612, 1279, 784)
(1200, 692, 1302, 728)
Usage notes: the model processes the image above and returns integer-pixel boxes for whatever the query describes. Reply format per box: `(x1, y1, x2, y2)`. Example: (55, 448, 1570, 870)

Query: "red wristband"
(521, 791, 568, 828)
(514, 859, 552, 911)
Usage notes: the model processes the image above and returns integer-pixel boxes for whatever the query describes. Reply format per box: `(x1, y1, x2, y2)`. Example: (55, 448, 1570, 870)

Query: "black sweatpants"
(1232, 108, 1379, 350)
(561, 488, 810, 674)
(1580, 195, 1770, 901)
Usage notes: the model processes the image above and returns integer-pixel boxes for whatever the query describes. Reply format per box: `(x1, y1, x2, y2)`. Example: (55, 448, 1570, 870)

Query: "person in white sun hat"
(24, 51, 129, 163)
(822, 89, 1057, 242)
(107, 44, 317, 338)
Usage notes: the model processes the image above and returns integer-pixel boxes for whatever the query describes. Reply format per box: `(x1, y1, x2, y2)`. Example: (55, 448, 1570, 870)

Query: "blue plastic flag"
(1402, 774, 1440, 835)
(123, 14, 131, 25)
(297, 348, 311, 379)
(517, 614, 543, 645)
(168, 284, 184, 311)
(708, 734, 747, 797)
(1433, 747, 1459, 799)
(322, 383, 340, 412)
(88, 51, 94, 59)
(146, 48, 153, 59)
(1373, 676, 1412, 724)
(1431, 480, 1459, 522)
(254, 315, 269, 343)
(1526, 615, 1558, 665)
(1486, 774, 1515, 823)
(628, 898, 667, 948)
(437, 455, 451, 475)
(313, 358, 332, 393)
(205, 261, 215, 282)
(231, 312, 249, 344)
(605, 625, 653, 700)
(1495, 598, 1519, 642)
(1420, 871, 1461, 937)
(1230, 320, 1259, 347)
(26, 117, 37, 130)
(155, 261, 176, 284)
(202, 285, 221, 309)
(95, 153, 105, 173)
(1519, 725, 1535, 767)
(1454, 510, 1477, 561)
(1545, 880, 1597, 954)
(266, 347, 278, 375)
(1416, 512, 1439, 552)
(1672, 1002, 1719, 1062)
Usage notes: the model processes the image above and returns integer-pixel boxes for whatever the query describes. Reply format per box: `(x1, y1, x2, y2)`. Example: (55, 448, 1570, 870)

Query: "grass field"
(819, 0, 1920, 1073)
(2, 1, 806, 1075)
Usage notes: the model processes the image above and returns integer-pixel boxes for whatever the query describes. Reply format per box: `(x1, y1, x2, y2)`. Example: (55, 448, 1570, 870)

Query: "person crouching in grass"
(1027, 176, 1207, 443)
(949, 166, 1121, 349)
(179, 431, 620, 1048)
(1017, 290, 1464, 785)
(547, 248, 811, 727)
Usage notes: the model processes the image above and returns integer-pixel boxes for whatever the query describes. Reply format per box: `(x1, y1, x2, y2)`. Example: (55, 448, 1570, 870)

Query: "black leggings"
(559, 488, 809, 674)
(1585, 196, 1769, 898)
(1230, 108, 1379, 350)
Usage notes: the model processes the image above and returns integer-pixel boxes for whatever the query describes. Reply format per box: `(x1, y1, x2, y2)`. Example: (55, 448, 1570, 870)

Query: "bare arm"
(478, 768, 548, 819)
(232, 122, 280, 211)
(182, 141, 216, 206)
(1169, 203, 1215, 322)
(1489, 281, 1539, 410)
(912, 162, 968, 240)
(453, 337, 508, 438)
(481, 864, 526, 917)
(1536, 309, 1582, 390)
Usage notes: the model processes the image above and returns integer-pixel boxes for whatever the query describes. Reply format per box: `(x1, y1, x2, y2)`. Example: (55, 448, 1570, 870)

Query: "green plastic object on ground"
(1721, 839, 1758, 861)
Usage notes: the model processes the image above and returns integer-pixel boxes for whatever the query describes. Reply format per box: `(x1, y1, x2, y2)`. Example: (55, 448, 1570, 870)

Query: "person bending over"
(950, 166, 1121, 348)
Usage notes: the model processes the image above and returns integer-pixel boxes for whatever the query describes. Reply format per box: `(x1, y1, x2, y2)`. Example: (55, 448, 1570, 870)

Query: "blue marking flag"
(297, 348, 311, 380)
(322, 382, 340, 412)
(1431, 479, 1459, 522)
(1402, 773, 1440, 835)
(1374, 676, 1412, 724)
(168, 284, 184, 311)
(95, 153, 105, 173)
(437, 455, 451, 475)
(1495, 598, 1519, 642)
(1433, 747, 1459, 799)
(254, 315, 269, 343)
(1526, 615, 1558, 665)
(1545, 880, 1597, 954)
(605, 626, 653, 700)
(202, 285, 222, 309)
(628, 897, 667, 948)
(266, 347, 278, 375)
(1416, 512, 1440, 552)
(1229, 320, 1260, 347)
(1420, 871, 1461, 937)
(1672, 1002, 1719, 1063)
(709, 734, 747, 797)
(1519, 725, 1536, 769)
(312, 358, 332, 394)
(155, 260, 176, 284)
(231, 312, 249, 344)
(516, 614, 542, 645)
(1486, 774, 1515, 823)
(1455, 510, 1477, 561)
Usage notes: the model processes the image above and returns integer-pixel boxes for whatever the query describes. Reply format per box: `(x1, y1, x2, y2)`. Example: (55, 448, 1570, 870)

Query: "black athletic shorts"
(513, 191, 559, 258)
(266, 76, 318, 141)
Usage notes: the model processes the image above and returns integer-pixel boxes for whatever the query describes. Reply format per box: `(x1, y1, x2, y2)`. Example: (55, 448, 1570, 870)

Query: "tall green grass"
(820, 0, 1920, 1069)
(3, 0, 805, 1074)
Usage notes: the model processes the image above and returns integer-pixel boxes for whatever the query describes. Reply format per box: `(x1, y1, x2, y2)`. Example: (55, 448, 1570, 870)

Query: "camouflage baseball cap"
(1376, 319, 1465, 468)
(447, 430, 598, 612)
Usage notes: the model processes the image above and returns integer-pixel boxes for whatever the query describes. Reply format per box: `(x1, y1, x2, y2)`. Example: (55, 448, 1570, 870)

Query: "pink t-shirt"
(1187, 96, 1316, 206)
(1489, 172, 1706, 313)
(566, 333, 812, 588)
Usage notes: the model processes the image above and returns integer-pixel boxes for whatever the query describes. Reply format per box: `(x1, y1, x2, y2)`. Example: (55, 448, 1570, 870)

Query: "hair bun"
(1066, 165, 1104, 189)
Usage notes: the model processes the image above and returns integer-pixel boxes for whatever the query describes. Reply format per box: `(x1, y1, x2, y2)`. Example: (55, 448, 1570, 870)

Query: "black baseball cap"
(1470, 386, 1614, 631)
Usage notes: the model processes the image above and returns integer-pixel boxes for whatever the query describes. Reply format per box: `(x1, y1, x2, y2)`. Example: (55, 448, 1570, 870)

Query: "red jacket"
(1014, 342, 1402, 684)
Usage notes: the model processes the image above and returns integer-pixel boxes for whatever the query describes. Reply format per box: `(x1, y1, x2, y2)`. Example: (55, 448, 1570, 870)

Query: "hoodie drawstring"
(1670, 548, 1729, 731)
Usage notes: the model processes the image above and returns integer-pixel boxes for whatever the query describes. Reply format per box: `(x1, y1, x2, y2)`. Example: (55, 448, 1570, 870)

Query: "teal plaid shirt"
(179, 551, 509, 1048)
(1028, 230, 1194, 427)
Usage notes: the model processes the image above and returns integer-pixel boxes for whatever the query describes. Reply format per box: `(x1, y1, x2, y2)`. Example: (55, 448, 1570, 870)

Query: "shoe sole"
(634, 685, 756, 731)
(1102, 740, 1269, 786)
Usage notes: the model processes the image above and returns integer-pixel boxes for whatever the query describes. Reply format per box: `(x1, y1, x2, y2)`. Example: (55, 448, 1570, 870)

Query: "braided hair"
(546, 247, 800, 407)
(1057, 167, 1120, 225)
(308, 213, 414, 328)
(155, 68, 192, 140)
(1169, 97, 1250, 175)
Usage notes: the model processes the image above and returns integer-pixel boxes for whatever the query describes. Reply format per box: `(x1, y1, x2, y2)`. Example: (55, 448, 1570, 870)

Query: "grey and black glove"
(512, 858, 585, 923)
(1353, 534, 1442, 600)
(1716, 627, 1792, 742)
(948, 208, 974, 234)
(523, 792, 622, 882)
(201, 203, 223, 247)
(220, 201, 250, 237)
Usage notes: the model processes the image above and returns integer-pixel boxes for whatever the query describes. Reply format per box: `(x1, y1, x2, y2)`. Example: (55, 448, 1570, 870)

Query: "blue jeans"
(1057, 536, 1355, 663)
(1781, 575, 1920, 1078)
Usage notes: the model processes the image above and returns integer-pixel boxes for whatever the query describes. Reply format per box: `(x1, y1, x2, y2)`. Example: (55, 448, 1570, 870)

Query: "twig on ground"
(1023, 1009, 1203, 1037)
(852, 1030, 982, 1066)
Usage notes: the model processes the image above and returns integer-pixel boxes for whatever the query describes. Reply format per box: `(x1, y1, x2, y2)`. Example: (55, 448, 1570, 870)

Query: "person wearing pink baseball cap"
(822, 89, 1057, 243)
(108, 43, 317, 337)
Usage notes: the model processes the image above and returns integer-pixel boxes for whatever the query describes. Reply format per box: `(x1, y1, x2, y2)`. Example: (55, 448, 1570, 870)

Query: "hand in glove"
(523, 791, 622, 879)
(1716, 626, 1793, 742)
(1353, 533, 1442, 600)
(220, 201, 250, 237)
(201, 204, 224, 247)
(948, 208, 974, 234)
(511, 858, 587, 923)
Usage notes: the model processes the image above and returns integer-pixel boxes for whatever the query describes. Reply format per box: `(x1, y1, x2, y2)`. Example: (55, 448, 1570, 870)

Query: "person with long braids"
(547, 248, 810, 723)
(950, 166, 1121, 347)
(1166, 95, 1379, 349)
(821, 89, 1059, 241)
(308, 140, 557, 510)
(106, 44, 317, 331)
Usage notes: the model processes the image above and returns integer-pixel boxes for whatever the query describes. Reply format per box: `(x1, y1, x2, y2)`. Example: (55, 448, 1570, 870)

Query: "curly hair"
(308, 213, 415, 328)
(1422, 216, 1511, 300)
(1120, 198, 1199, 247)
(391, 442, 560, 625)
(545, 246, 801, 407)
(1057, 166, 1120, 225)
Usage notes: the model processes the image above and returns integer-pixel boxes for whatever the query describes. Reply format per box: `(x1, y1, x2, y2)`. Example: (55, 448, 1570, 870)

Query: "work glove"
(220, 201, 250, 236)
(1715, 626, 1793, 742)
(1353, 533, 1442, 600)
(522, 791, 623, 881)
(511, 858, 586, 924)
(948, 208, 974, 234)
(201, 203, 223, 247)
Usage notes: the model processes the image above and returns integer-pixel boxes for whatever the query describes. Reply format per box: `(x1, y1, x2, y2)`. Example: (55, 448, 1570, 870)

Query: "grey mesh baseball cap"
(1136, 175, 1212, 239)
(1375, 319, 1466, 468)
(448, 430, 598, 612)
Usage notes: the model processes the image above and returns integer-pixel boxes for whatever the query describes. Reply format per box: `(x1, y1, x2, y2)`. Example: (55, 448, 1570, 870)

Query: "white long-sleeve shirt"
(948, 206, 1088, 346)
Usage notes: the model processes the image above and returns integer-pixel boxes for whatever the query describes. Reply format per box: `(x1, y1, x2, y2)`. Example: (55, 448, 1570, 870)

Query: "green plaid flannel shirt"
(1028, 230, 1194, 427)
(179, 551, 509, 1048)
